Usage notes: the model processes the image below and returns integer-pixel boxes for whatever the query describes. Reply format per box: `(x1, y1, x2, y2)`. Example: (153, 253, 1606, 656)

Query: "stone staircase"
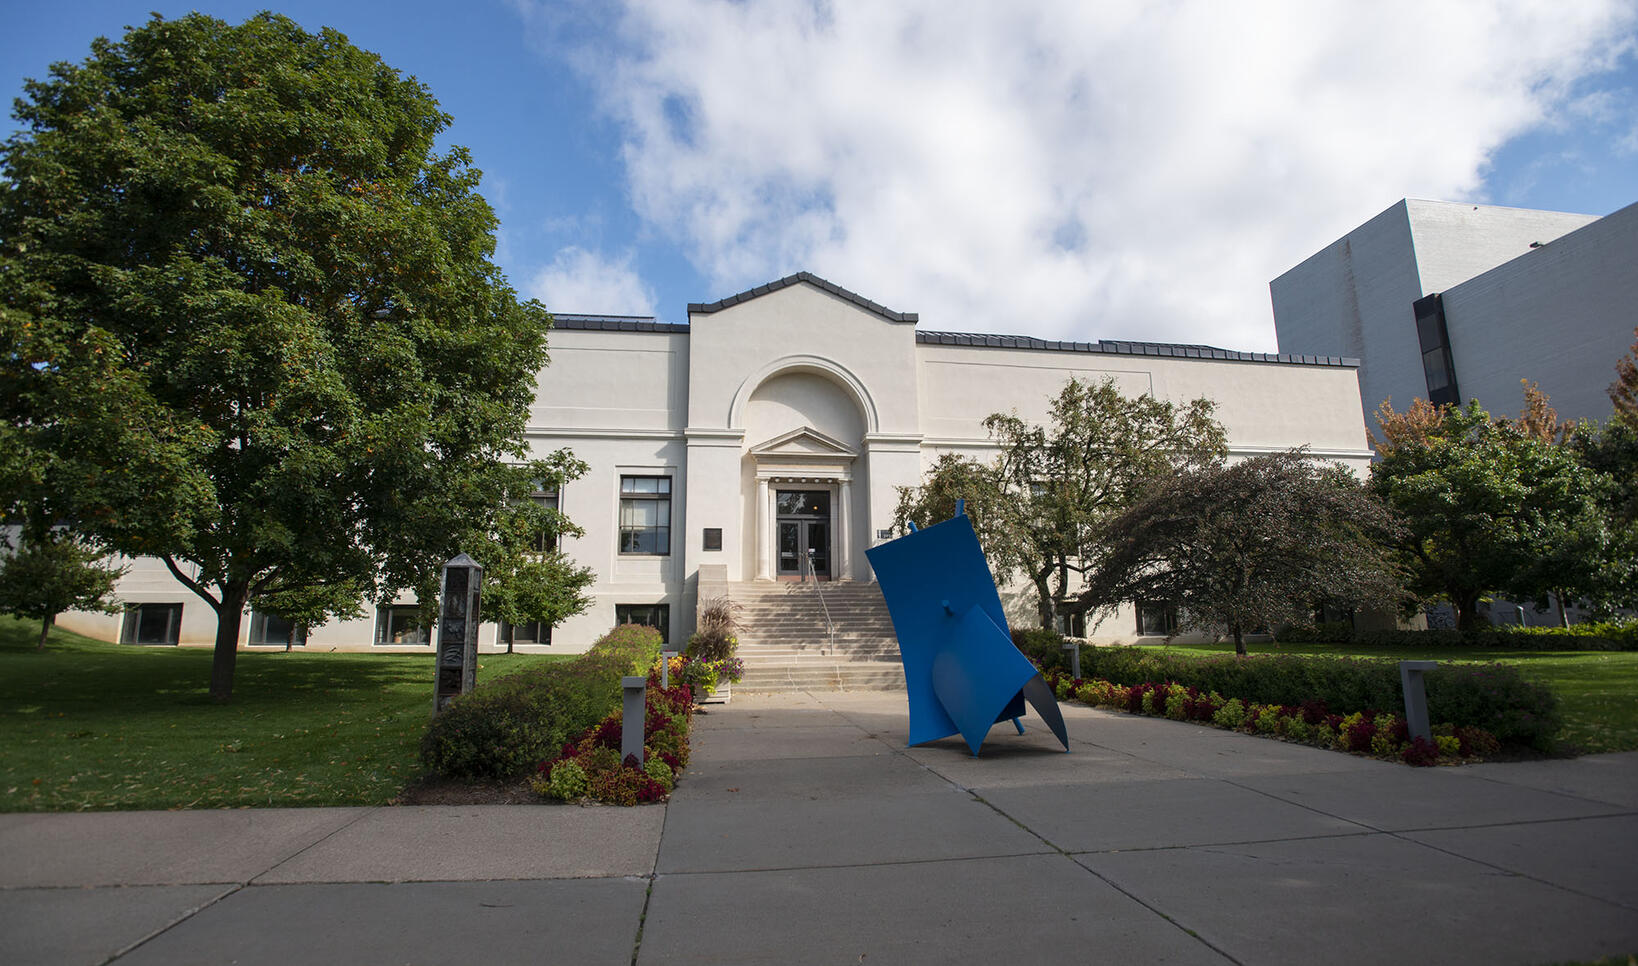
(729, 580, 905, 692)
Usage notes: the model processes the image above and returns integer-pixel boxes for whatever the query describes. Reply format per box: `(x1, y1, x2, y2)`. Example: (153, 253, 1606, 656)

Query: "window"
(376, 605, 430, 645)
(1137, 601, 1177, 636)
(501, 620, 551, 646)
(531, 489, 560, 553)
(1054, 611, 1086, 638)
(249, 611, 306, 647)
(122, 603, 182, 645)
(615, 603, 670, 645)
(619, 475, 671, 555)
(1412, 293, 1460, 407)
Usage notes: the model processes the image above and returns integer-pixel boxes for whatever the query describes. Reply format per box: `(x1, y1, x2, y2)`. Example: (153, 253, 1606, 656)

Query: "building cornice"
(922, 436, 1374, 461)
(526, 427, 683, 440)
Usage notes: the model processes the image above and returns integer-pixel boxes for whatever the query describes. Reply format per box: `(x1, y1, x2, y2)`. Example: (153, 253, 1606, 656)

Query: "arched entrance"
(739, 364, 868, 581)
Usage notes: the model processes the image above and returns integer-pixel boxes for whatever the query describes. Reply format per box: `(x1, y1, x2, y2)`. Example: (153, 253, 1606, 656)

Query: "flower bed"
(420, 624, 662, 780)
(533, 659, 697, 804)
(1044, 672, 1503, 766)
(1025, 641, 1560, 749)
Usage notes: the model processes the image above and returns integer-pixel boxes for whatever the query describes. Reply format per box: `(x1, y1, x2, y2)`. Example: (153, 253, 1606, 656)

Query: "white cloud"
(525, 246, 658, 317)
(533, 0, 1637, 350)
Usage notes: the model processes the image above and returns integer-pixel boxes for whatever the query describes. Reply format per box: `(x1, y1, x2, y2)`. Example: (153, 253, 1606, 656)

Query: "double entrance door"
(775, 489, 831, 579)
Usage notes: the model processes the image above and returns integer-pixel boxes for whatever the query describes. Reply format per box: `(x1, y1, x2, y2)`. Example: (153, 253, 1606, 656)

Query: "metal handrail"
(802, 549, 837, 657)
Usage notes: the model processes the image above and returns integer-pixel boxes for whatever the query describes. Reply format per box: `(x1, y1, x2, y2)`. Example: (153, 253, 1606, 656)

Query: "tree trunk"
(1454, 591, 1484, 632)
(37, 613, 53, 651)
(1232, 623, 1246, 657)
(1035, 576, 1055, 630)
(1555, 590, 1570, 629)
(210, 581, 250, 704)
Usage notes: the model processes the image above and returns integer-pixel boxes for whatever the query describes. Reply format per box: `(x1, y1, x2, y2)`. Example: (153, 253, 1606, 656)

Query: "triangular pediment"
(688, 271, 918, 324)
(748, 426, 857, 459)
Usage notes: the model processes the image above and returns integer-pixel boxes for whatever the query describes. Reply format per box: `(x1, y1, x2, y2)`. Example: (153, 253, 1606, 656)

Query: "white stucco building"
(66, 272, 1375, 653)
(1272, 198, 1637, 424)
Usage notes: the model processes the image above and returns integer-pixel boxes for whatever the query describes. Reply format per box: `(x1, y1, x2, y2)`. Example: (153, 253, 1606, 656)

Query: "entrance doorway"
(775, 489, 831, 579)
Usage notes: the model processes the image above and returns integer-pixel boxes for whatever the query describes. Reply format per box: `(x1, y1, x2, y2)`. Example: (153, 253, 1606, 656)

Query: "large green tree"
(1370, 399, 1607, 630)
(0, 13, 561, 700)
(1077, 450, 1404, 655)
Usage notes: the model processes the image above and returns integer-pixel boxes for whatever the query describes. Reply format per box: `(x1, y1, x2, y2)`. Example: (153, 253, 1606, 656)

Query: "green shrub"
(1212, 698, 1247, 729)
(1283, 621, 1637, 651)
(543, 758, 588, 801)
(644, 757, 675, 792)
(1077, 646, 1561, 749)
(420, 623, 663, 780)
(1011, 627, 1071, 673)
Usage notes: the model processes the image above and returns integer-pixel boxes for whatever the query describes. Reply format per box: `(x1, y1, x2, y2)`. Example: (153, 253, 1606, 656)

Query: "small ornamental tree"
(0, 14, 556, 700)
(893, 452, 1010, 556)
(1077, 450, 1405, 655)
(896, 378, 1227, 630)
(478, 452, 597, 651)
(0, 531, 124, 650)
(1611, 327, 1638, 428)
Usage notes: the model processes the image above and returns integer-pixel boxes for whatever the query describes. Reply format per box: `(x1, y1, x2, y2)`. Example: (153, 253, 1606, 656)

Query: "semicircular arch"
(728, 354, 880, 435)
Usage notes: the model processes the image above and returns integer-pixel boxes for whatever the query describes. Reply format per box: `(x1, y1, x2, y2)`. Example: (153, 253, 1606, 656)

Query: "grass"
(1140, 640, 1638, 755)
(0, 617, 571, 812)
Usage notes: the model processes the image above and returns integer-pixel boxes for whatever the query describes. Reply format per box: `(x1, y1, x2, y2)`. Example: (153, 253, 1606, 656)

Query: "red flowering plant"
(532, 671, 696, 804)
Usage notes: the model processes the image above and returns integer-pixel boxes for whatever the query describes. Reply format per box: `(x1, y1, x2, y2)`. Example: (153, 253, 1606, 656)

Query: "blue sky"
(4, 1, 1636, 350)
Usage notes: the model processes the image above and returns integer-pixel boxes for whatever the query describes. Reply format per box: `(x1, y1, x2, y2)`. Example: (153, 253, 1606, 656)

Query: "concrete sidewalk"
(3, 691, 1636, 965)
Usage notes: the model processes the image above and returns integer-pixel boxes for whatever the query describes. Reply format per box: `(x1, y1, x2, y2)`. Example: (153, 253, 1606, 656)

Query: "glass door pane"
(777, 521, 800, 574)
(805, 521, 829, 577)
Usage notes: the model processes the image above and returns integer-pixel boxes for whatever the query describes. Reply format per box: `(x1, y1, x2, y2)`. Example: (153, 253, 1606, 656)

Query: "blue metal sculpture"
(867, 505, 1070, 756)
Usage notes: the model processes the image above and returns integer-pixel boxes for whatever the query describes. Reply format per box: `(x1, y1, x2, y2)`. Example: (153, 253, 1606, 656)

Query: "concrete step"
(737, 661, 906, 692)
(727, 579, 901, 692)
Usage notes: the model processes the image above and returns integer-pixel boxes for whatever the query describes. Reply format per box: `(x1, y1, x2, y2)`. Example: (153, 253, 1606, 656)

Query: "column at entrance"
(755, 477, 772, 579)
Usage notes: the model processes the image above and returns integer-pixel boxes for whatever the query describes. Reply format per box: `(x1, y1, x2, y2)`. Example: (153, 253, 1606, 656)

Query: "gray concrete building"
(1272, 198, 1635, 425)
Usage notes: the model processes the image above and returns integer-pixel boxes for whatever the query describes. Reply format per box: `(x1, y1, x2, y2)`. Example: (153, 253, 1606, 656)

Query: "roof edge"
(552, 315, 689, 334)
(688, 271, 918, 323)
(915, 330, 1359, 368)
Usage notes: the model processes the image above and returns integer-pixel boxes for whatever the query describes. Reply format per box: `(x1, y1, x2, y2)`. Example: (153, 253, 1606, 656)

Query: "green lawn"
(0, 617, 570, 812)
(1142, 641, 1638, 755)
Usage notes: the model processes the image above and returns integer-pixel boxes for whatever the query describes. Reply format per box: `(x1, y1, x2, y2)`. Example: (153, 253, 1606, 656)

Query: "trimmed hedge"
(1038, 640, 1561, 750)
(1279, 620, 1638, 651)
(420, 624, 663, 780)
(1012, 627, 1074, 674)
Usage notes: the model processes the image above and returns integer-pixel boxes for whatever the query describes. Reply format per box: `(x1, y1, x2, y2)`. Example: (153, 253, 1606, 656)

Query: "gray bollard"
(1062, 640, 1081, 679)
(622, 676, 646, 766)
(661, 650, 677, 689)
(1399, 660, 1437, 743)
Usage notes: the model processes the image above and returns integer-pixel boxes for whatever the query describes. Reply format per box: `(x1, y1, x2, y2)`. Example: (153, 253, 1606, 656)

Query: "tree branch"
(163, 555, 221, 614)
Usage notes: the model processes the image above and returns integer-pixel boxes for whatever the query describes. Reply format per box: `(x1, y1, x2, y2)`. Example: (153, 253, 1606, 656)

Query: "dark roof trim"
(916, 330, 1358, 367)
(552, 314, 689, 334)
(548, 313, 1357, 367)
(687, 271, 918, 323)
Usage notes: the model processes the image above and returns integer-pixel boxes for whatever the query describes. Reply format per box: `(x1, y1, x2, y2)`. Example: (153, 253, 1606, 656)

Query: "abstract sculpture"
(867, 505, 1070, 756)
